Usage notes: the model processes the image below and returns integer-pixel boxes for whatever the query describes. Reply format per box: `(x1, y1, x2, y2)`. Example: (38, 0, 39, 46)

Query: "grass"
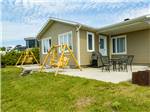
(1, 66, 150, 112)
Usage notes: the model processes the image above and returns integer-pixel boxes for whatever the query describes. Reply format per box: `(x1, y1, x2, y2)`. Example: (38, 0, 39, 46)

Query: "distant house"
(37, 15, 150, 66)
(5, 45, 26, 52)
(14, 45, 26, 51)
(24, 37, 39, 48)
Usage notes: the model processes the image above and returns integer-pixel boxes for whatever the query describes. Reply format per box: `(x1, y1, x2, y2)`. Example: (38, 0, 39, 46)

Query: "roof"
(36, 17, 97, 39)
(97, 14, 150, 35)
(24, 37, 36, 40)
(36, 14, 150, 39)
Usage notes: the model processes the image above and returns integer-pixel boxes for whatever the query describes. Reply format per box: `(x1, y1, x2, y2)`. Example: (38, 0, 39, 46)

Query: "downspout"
(109, 34, 112, 59)
(76, 25, 82, 65)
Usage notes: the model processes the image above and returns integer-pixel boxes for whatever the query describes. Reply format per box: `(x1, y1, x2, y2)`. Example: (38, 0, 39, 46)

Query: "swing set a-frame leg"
(29, 50, 39, 64)
(40, 49, 51, 72)
(21, 55, 27, 65)
(66, 45, 82, 71)
(55, 45, 66, 76)
(16, 53, 23, 66)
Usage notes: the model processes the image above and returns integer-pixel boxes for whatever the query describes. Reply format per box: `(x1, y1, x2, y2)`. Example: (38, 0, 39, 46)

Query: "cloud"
(1, 0, 149, 24)
(90, 0, 150, 3)
(1, 0, 150, 46)
(14, 0, 150, 3)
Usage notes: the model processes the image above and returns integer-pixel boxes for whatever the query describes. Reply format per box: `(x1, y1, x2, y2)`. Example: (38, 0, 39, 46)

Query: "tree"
(0, 47, 6, 51)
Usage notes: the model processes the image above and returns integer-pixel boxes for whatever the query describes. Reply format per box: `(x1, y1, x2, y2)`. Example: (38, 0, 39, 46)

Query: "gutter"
(76, 24, 82, 65)
(97, 15, 149, 33)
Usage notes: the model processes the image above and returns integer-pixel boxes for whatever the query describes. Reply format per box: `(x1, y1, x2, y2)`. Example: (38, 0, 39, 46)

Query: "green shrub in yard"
(1, 55, 6, 68)
(1, 48, 40, 65)
(1, 51, 22, 65)
(0, 47, 6, 51)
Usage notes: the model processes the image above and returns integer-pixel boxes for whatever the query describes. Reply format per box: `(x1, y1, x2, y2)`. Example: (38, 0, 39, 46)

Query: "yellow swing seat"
(25, 56, 33, 64)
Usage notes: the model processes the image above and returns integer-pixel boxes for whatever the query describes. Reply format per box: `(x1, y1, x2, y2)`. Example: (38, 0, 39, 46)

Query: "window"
(87, 32, 95, 52)
(58, 31, 73, 52)
(112, 35, 127, 54)
(27, 40, 35, 48)
(42, 38, 51, 54)
(100, 39, 104, 49)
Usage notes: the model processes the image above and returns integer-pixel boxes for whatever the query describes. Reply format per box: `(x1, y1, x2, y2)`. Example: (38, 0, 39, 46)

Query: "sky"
(0, 0, 150, 47)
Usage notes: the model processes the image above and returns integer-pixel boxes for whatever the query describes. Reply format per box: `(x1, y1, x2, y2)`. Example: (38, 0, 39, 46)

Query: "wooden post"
(21, 55, 27, 65)
(55, 45, 66, 76)
(16, 52, 23, 66)
(66, 45, 82, 71)
(40, 48, 51, 72)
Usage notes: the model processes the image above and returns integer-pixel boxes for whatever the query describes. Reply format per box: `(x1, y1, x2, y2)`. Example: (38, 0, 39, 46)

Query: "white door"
(99, 35, 107, 56)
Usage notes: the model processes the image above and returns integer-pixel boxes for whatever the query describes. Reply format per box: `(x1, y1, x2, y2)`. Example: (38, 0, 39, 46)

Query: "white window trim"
(42, 37, 51, 54)
(87, 32, 95, 52)
(111, 35, 127, 55)
(58, 31, 73, 53)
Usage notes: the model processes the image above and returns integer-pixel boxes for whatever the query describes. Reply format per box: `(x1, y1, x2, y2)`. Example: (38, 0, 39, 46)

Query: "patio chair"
(97, 52, 112, 72)
(118, 55, 128, 71)
(121, 55, 134, 71)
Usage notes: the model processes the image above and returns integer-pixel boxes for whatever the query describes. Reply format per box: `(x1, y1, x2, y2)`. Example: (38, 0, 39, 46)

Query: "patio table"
(110, 58, 121, 71)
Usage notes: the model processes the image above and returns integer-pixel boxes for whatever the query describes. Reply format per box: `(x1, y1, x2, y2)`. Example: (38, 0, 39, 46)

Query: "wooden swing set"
(40, 44, 82, 76)
(16, 48, 39, 66)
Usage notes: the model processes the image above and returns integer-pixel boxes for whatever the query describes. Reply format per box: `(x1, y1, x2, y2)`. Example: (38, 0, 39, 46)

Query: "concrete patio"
(19, 64, 149, 83)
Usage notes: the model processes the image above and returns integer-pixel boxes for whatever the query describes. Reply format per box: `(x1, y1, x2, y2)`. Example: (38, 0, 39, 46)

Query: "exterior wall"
(39, 21, 150, 66)
(149, 30, 150, 65)
(79, 29, 99, 65)
(39, 22, 77, 66)
(112, 29, 150, 65)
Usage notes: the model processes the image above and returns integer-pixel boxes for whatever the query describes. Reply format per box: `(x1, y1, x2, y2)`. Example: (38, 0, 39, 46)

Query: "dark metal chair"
(109, 57, 122, 71)
(127, 55, 134, 71)
(120, 55, 134, 71)
(118, 55, 128, 71)
(97, 52, 112, 72)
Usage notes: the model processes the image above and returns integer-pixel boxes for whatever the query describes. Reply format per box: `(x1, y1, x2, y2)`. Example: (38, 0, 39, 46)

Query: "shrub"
(1, 51, 22, 65)
(0, 47, 6, 51)
(1, 55, 6, 68)
(1, 48, 40, 66)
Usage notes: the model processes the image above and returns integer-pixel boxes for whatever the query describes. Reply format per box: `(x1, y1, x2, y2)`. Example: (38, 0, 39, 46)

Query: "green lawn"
(1, 67, 150, 112)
